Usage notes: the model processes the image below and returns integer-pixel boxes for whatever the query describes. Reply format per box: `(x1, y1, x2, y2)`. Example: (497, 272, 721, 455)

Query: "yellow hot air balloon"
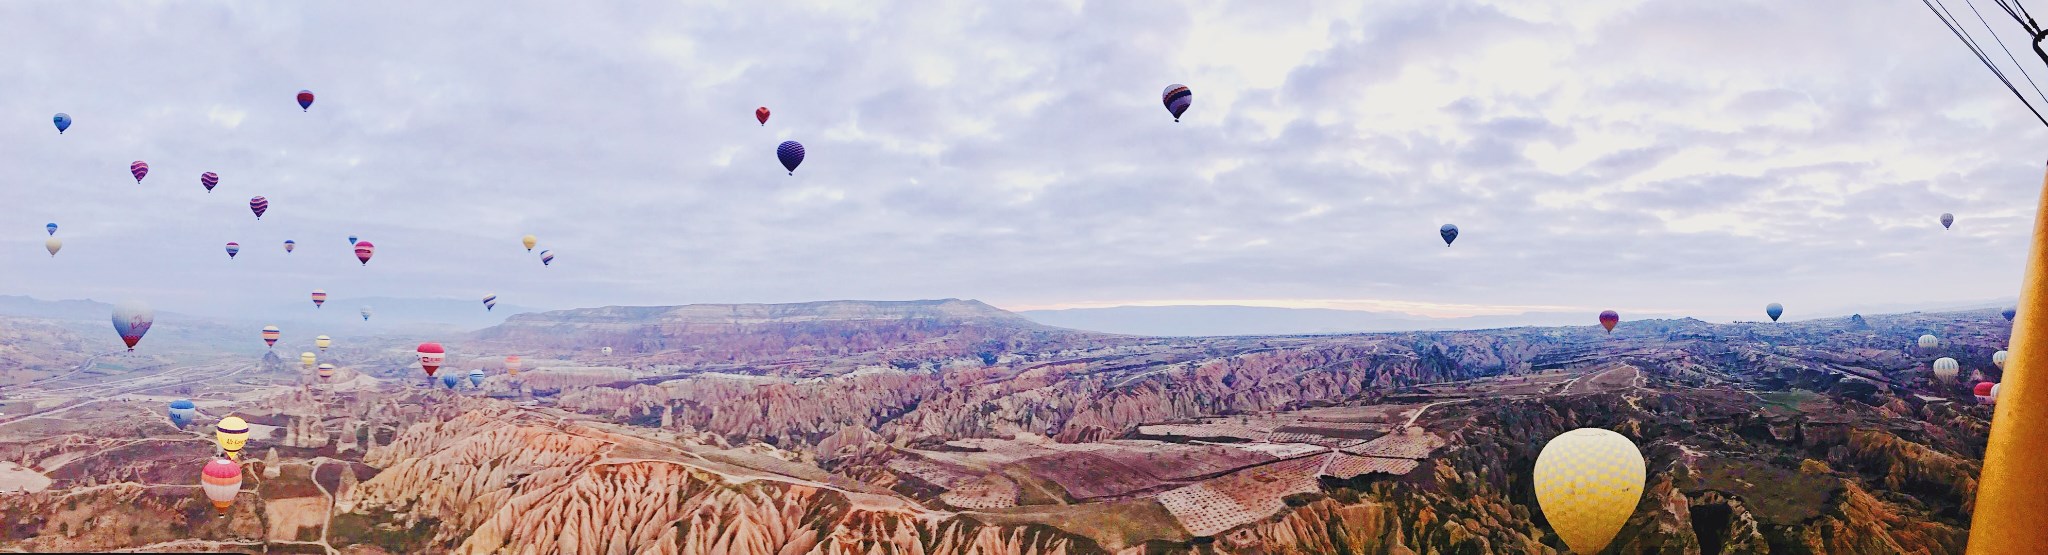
(1934, 357, 1960, 382)
(521, 234, 537, 251)
(215, 416, 250, 461)
(1534, 428, 1645, 554)
(315, 335, 332, 352)
(300, 352, 317, 371)
(1995, 349, 2010, 370)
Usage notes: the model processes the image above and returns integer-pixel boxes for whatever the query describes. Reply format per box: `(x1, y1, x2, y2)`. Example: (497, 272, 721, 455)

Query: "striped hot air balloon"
(1977, 381, 1998, 405)
(483, 294, 497, 311)
(261, 325, 280, 348)
(777, 141, 805, 175)
(45, 222, 56, 236)
(215, 416, 250, 460)
(314, 335, 331, 352)
(1162, 84, 1192, 122)
(505, 355, 522, 375)
(130, 161, 148, 183)
(1598, 310, 1619, 333)
(200, 458, 243, 516)
(249, 196, 268, 220)
(468, 368, 486, 387)
(201, 172, 218, 192)
(1933, 357, 1960, 382)
(418, 342, 445, 377)
(317, 363, 335, 382)
(224, 242, 239, 259)
(310, 289, 327, 308)
(296, 90, 315, 111)
(354, 241, 374, 265)
(300, 352, 316, 371)
(283, 239, 295, 253)
(539, 250, 554, 266)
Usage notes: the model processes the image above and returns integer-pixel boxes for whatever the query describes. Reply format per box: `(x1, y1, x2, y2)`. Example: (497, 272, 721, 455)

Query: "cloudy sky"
(1, 0, 2044, 323)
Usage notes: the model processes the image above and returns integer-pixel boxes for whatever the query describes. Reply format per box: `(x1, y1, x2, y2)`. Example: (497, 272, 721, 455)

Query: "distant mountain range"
(1017, 299, 2022, 337)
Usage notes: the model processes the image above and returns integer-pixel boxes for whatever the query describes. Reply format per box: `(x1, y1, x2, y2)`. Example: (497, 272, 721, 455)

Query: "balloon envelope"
(215, 416, 250, 460)
(2005, 307, 2018, 322)
(112, 300, 154, 351)
(441, 375, 459, 389)
(348, 235, 358, 246)
(483, 294, 497, 311)
(777, 141, 805, 174)
(169, 399, 197, 428)
(225, 242, 239, 258)
(601, 346, 612, 356)
(300, 352, 317, 370)
(354, 241, 374, 265)
(249, 196, 268, 219)
(1439, 224, 1458, 246)
(1598, 310, 1619, 332)
(1534, 428, 1645, 555)
(468, 369, 486, 387)
(521, 234, 537, 251)
(200, 458, 243, 514)
(311, 289, 327, 308)
(1996, 350, 2010, 369)
(315, 335, 331, 351)
(318, 363, 335, 381)
(283, 239, 294, 253)
(1941, 213, 1955, 229)
(1977, 381, 1997, 404)
(130, 161, 148, 183)
(1919, 334, 1939, 349)
(505, 355, 522, 374)
(44, 237, 60, 256)
(1162, 84, 1192, 121)
(1933, 357, 1960, 381)
(201, 172, 218, 192)
(44, 223, 55, 236)
(1766, 303, 1783, 322)
(361, 306, 372, 321)
(296, 89, 315, 111)
(52, 113, 70, 133)
(261, 325, 280, 347)
(756, 106, 770, 125)
(418, 342, 445, 376)
(539, 250, 554, 266)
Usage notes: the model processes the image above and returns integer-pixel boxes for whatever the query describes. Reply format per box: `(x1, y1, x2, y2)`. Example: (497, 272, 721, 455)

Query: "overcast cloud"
(0, 0, 2042, 324)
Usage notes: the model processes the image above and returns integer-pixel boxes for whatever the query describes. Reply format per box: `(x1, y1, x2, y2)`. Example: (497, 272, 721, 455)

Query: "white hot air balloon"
(44, 237, 61, 256)
(1534, 428, 1646, 555)
(1933, 357, 1960, 382)
(1919, 334, 1940, 349)
(1995, 350, 2009, 370)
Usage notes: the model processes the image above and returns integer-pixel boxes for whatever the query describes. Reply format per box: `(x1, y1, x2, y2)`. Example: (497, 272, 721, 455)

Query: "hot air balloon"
(418, 343, 445, 377)
(1766, 303, 1784, 322)
(296, 90, 315, 111)
(1941, 213, 1955, 229)
(441, 375, 459, 389)
(1996, 350, 2010, 369)
(1162, 84, 1192, 122)
(261, 325, 280, 348)
(112, 300, 154, 351)
(52, 113, 70, 134)
(311, 289, 327, 308)
(468, 368, 485, 387)
(215, 416, 249, 460)
(44, 238, 60, 257)
(522, 234, 537, 251)
(317, 363, 335, 382)
(200, 458, 242, 516)
(300, 352, 317, 371)
(45, 223, 56, 236)
(283, 239, 295, 253)
(360, 306, 372, 321)
(539, 250, 554, 266)
(169, 399, 196, 428)
(777, 141, 805, 175)
(225, 242, 239, 259)
(1993, 382, 2004, 403)
(1934, 357, 1960, 382)
(505, 355, 522, 376)
(2005, 307, 2018, 322)
(1533, 428, 1645, 555)
(1439, 224, 1458, 246)
(1598, 310, 1619, 333)
(483, 294, 497, 311)
(601, 346, 612, 356)
(756, 107, 771, 125)
(314, 335, 331, 352)
(1919, 334, 1940, 349)
(130, 161, 148, 183)
(249, 196, 268, 220)
(1977, 382, 1998, 404)
(201, 172, 218, 193)
(354, 241, 374, 265)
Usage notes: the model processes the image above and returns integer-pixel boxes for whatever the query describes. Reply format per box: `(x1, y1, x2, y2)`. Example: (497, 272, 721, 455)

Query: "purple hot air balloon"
(130, 161, 149, 183)
(1162, 84, 1192, 122)
(249, 196, 269, 220)
(777, 141, 805, 175)
(200, 172, 218, 193)
(225, 242, 240, 259)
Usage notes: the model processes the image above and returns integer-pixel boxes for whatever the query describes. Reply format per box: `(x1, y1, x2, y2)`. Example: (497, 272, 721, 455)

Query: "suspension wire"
(1967, 0, 2048, 106)
(1924, 0, 2048, 127)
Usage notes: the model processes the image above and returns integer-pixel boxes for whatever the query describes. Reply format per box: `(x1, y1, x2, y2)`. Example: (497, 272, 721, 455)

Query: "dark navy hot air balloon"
(297, 90, 315, 111)
(1162, 84, 1192, 122)
(45, 223, 56, 236)
(2004, 307, 2018, 322)
(201, 172, 218, 193)
(1440, 224, 1459, 246)
(1941, 213, 1955, 229)
(1766, 303, 1784, 322)
(777, 141, 805, 175)
(52, 113, 70, 134)
(169, 399, 197, 428)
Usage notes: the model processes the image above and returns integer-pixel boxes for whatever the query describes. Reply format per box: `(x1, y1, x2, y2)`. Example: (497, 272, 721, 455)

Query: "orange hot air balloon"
(505, 355, 522, 376)
(311, 289, 327, 308)
(1598, 310, 1619, 333)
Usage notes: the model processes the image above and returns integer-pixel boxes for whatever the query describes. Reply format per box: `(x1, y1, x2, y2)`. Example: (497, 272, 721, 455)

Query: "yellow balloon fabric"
(522, 234, 537, 251)
(1534, 427, 1645, 554)
(215, 416, 250, 460)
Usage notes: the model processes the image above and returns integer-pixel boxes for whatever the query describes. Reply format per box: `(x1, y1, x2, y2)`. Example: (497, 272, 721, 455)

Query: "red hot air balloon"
(1599, 310, 1620, 333)
(756, 107, 771, 126)
(130, 161, 149, 183)
(1976, 382, 1998, 404)
(201, 172, 218, 192)
(353, 241, 374, 265)
(418, 342, 445, 377)
(297, 90, 315, 111)
(249, 196, 268, 220)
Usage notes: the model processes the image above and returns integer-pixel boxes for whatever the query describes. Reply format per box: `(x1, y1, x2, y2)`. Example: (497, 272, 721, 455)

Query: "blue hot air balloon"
(1440, 224, 1459, 246)
(777, 141, 805, 175)
(53, 113, 70, 134)
(347, 235, 359, 246)
(168, 399, 197, 428)
(2004, 307, 2018, 322)
(45, 223, 56, 236)
(1766, 303, 1784, 322)
(468, 368, 485, 387)
(441, 374, 459, 389)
